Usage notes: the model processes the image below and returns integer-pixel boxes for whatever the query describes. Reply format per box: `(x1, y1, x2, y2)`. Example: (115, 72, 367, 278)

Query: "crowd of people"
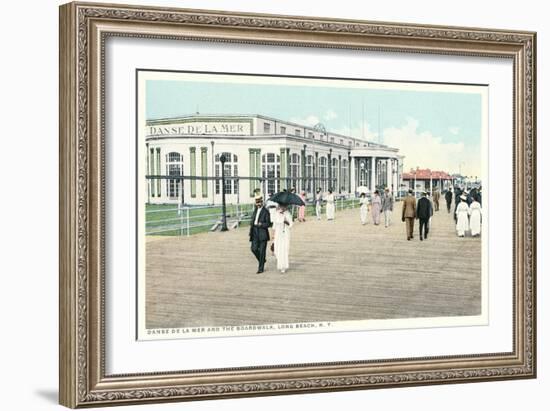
(400, 186, 482, 241)
(248, 184, 482, 274)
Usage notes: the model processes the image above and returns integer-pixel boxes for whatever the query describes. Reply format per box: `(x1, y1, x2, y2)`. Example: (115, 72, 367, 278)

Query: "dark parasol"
(268, 191, 305, 206)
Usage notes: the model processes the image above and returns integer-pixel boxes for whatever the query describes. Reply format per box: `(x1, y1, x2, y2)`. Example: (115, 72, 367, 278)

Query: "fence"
(146, 196, 362, 237)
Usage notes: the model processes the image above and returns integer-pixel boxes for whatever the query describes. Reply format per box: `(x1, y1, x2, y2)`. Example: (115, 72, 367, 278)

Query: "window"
(330, 137, 335, 143)
(165, 152, 183, 199)
(308, 131, 314, 139)
(295, 129, 301, 136)
(262, 153, 280, 195)
(263, 122, 271, 133)
(340, 139, 344, 145)
(215, 152, 239, 195)
(280, 126, 286, 135)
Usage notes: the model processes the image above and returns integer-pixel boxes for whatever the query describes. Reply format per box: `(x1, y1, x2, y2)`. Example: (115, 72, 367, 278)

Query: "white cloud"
(324, 109, 338, 121)
(448, 126, 460, 135)
(290, 115, 320, 127)
(382, 117, 473, 174)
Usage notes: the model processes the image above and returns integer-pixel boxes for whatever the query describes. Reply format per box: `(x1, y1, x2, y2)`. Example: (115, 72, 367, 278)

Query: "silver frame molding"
(59, 2, 537, 408)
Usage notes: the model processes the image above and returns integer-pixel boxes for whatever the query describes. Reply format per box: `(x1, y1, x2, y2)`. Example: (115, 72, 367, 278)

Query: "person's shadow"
(35, 389, 58, 404)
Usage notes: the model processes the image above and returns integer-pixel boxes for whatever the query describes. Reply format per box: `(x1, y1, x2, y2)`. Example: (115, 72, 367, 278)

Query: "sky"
(145, 73, 484, 177)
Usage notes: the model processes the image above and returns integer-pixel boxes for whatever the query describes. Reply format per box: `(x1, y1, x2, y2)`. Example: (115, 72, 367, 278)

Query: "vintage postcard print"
(136, 70, 488, 340)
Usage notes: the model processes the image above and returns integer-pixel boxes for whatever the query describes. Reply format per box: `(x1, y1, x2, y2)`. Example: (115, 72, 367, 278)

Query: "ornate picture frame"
(59, 1, 536, 408)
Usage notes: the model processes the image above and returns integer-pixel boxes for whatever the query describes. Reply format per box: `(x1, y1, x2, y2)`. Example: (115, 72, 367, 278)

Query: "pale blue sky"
(145, 74, 484, 176)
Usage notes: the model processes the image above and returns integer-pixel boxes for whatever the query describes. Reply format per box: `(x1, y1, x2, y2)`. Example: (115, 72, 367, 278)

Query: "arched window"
(290, 153, 300, 191)
(262, 153, 280, 196)
(166, 152, 183, 199)
(331, 158, 338, 191)
(305, 155, 313, 193)
(319, 156, 328, 192)
(215, 153, 239, 195)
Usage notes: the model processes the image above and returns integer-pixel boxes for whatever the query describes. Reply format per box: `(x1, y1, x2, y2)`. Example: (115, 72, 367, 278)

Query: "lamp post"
(220, 154, 228, 232)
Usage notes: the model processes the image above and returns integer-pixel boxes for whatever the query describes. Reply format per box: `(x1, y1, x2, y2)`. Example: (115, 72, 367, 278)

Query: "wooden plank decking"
(145, 204, 481, 329)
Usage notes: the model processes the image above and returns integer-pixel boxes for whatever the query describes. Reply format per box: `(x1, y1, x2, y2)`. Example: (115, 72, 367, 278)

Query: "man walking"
(445, 188, 453, 213)
(401, 189, 416, 240)
(381, 187, 394, 228)
(433, 189, 440, 211)
(416, 191, 433, 241)
(249, 194, 272, 274)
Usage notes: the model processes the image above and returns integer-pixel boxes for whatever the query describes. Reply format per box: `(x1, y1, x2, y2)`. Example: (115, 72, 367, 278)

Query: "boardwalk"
(145, 204, 481, 329)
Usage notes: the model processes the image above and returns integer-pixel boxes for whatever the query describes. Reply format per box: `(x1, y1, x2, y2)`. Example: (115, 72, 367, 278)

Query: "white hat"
(460, 194, 467, 201)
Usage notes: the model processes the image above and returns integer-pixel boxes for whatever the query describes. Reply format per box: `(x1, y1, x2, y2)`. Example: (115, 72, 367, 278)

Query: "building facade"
(401, 168, 453, 193)
(145, 114, 403, 205)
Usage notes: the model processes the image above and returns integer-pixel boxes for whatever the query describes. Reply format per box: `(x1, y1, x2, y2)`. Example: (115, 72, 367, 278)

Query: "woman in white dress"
(455, 195, 470, 237)
(272, 204, 293, 273)
(469, 199, 482, 236)
(326, 189, 335, 221)
(359, 193, 369, 225)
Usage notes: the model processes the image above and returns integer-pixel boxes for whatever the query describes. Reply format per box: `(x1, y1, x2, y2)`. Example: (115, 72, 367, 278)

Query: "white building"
(145, 114, 403, 205)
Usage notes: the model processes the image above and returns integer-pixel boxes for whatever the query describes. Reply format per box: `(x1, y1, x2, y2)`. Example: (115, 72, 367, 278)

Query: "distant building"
(145, 114, 404, 205)
(401, 168, 453, 193)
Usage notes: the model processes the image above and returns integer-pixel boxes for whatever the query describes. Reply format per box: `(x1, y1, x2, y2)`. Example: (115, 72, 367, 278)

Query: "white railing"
(146, 203, 255, 236)
(146, 196, 361, 236)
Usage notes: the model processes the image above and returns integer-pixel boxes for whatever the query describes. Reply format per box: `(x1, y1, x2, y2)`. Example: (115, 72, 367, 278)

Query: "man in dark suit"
(416, 191, 433, 241)
(249, 195, 272, 274)
(401, 189, 416, 240)
(445, 188, 453, 213)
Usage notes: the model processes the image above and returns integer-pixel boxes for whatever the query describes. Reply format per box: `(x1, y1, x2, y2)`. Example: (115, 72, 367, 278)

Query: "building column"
(370, 156, 377, 191)
(210, 141, 215, 204)
(249, 148, 261, 197)
(286, 148, 291, 190)
(327, 150, 332, 191)
(146, 143, 151, 202)
(201, 147, 208, 198)
(301, 145, 306, 193)
(156, 147, 162, 199)
(190, 147, 196, 198)
(386, 158, 392, 188)
(280, 148, 287, 191)
(313, 152, 318, 195)
(348, 151, 351, 195)
(338, 154, 342, 193)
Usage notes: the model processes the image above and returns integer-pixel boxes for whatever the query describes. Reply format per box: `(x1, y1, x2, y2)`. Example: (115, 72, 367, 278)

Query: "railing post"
(180, 206, 183, 236)
(186, 207, 190, 237)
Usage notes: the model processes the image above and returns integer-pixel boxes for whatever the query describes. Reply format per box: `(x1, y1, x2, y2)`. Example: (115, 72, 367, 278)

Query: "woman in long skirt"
(326, 189, 335, 221)
(455, 195, 470, 237)
(359, 193, 369, 225)
(469, 199, 482, 236)
(298, 191, 306, 222)
(272, 204, 293, 273)
(315, 188, 322, 220)
(371, 190, 382, 225)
